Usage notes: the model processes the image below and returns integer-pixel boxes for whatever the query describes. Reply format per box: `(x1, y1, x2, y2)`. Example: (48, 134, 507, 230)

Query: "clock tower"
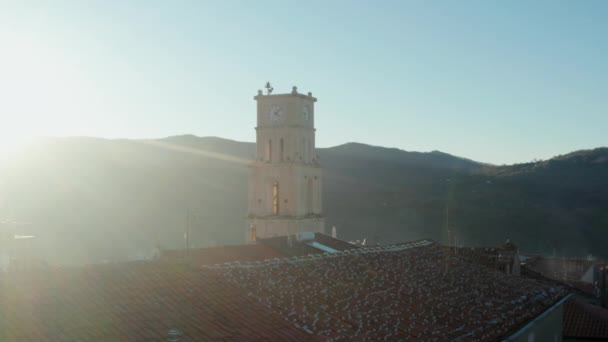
(246, 86, 324, 242)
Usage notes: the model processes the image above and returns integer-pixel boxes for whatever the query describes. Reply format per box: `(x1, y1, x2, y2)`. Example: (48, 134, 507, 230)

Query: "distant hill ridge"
(162, 135, 485, 169)
(1, 135, 606, 265)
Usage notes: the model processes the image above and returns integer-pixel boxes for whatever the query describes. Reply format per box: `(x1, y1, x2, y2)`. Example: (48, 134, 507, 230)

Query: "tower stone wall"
(246, 87, 324, 242)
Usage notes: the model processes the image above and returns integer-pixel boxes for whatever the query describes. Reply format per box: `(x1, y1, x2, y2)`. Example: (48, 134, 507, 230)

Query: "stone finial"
(307, 92, 312, 97)
(292, 86, 298, 94)
(257, 89, 263, 96)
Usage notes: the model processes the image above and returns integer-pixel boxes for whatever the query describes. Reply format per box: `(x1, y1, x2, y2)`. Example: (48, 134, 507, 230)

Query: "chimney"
(332, 226, 337, 239)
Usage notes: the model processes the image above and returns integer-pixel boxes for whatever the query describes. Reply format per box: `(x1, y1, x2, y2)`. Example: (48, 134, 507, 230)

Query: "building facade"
(246, 87, 324, 242)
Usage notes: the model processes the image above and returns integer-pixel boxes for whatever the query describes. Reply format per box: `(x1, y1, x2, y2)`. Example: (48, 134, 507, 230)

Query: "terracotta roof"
(210, 240, 569, 341)
(563, 298, 608, 339)
(0, 261, 315, 341)
(159, 233, 356, 265)
(0, 239, 575, 341)
(313, 233, 361, 251)
(160, 243, 284, 265)
(444, 245, 515, 272)
(258, 236, 321, 257)
(524, 256, 599, 283)
(522, 257, 607, 298)
(521, 265, 598, 301)
(258, 233, 360, 257)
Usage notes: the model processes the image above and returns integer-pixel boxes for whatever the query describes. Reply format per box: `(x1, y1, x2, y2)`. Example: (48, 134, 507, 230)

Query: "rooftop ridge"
(202, 239, 435, 269)
(212, 238, 567, 340)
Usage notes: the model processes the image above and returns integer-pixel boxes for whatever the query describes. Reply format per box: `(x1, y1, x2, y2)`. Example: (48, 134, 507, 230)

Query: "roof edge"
(502, 293, 573, 341)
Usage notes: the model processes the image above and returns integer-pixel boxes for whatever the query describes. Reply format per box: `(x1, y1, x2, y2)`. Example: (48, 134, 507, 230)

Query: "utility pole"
(601, 265, 607, 308)
(184, 210, 192, 253)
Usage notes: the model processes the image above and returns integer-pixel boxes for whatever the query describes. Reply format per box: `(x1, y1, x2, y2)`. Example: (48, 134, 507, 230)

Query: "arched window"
(272, 182, 279, 215)
(249, 224, 257, 242)
(267, 139, 272, 161)
(307, 177, 313, 214)
(280, 138, 284, 162)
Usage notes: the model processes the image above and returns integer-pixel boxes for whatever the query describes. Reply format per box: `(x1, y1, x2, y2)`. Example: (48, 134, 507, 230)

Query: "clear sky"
(0, 0, 606, 164)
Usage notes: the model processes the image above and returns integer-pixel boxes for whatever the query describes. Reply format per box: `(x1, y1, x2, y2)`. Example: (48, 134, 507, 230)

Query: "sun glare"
(0, 32, 88, 157)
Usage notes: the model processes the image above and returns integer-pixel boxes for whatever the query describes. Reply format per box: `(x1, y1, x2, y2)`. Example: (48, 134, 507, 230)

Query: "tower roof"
(254, 86, 317, 102)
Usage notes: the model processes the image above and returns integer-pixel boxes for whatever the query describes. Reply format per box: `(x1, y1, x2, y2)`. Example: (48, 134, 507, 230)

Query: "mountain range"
(1, 135, 606, 266)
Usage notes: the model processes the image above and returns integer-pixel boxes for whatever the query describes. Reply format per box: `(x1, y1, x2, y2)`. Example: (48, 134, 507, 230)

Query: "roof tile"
(212, 241, 567, 341)
(0, 261, 315, 341)
(563, 298, 608, 339)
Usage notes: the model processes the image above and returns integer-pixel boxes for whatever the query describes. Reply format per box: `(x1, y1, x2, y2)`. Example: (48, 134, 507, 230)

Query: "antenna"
(265, 82, 274, 95)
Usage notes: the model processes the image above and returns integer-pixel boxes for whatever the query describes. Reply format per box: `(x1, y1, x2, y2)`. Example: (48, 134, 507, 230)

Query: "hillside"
(0, 136, 606, 265)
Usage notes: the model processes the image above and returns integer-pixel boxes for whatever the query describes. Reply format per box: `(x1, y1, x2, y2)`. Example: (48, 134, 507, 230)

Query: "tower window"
(250, 225, 257, 242)
(280, 138, 284, 162)
(272, 182, 279, 215)
(267, 139, 272, 161)
(307, 178, 313, 214)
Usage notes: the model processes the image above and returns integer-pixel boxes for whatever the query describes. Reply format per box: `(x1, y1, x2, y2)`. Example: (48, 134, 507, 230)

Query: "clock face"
(268, 105, 284, 123)
(301, 105, 310, 121)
